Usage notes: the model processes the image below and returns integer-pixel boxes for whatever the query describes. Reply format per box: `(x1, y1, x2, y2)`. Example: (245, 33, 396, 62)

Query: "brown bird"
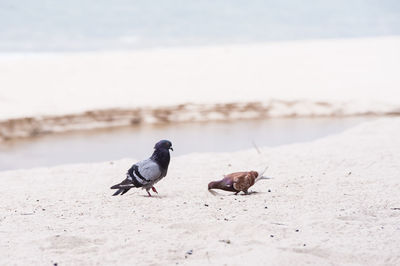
(208, 167, 271, 195)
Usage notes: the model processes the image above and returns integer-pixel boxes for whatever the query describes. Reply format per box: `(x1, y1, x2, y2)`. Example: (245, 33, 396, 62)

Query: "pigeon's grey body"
(111, 140, 173, 196)
(132, 159, 163, 185)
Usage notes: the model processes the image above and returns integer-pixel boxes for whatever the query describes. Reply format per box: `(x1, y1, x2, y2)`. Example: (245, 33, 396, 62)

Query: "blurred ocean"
(0, 0, 399, 52)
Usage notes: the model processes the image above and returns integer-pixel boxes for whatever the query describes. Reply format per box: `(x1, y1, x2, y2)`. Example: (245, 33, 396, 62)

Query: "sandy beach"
(1, 117, 399, 265)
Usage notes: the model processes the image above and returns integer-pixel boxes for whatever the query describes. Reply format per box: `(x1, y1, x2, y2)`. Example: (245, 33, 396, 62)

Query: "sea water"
(0, 0, 399, 52)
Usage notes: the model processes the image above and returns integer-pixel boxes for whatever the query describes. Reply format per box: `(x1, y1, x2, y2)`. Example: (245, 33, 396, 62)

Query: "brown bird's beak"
(208, 182, 219, 196)
(208, 189, 219, 196)
(169, 147, 173, 151)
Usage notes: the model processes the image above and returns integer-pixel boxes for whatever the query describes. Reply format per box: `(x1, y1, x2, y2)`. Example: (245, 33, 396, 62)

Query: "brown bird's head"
(208, 181, 217, 190)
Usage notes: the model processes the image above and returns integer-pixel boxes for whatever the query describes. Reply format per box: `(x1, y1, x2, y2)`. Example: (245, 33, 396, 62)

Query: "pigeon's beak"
(169, 147, 174, 151)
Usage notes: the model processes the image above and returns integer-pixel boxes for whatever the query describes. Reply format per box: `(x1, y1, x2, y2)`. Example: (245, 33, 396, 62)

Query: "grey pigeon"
(110, 140, 173, 196)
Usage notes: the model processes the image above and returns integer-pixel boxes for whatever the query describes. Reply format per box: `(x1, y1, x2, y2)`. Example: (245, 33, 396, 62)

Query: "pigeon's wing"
(136, 159, 163, 183)
(232, 172, 253, 191)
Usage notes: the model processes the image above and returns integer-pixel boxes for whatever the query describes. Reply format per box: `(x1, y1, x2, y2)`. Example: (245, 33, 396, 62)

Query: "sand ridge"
(2, 100, 398, 142)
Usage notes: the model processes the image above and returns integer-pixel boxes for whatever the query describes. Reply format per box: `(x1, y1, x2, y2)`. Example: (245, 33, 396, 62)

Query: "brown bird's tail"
(256, 166, 273, 182)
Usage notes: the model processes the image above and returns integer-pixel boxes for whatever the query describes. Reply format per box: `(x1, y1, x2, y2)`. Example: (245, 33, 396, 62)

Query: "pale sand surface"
(1, 118, 399, 265)
(1, 37, 400, 120)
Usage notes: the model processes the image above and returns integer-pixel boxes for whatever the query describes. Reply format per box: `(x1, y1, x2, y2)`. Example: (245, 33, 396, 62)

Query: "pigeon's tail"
(110, 184, 122, 190)
(110, 178, 137, 196)
(111, 188, 130, 196)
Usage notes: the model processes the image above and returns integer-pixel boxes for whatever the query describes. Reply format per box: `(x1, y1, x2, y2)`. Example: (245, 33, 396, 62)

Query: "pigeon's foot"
(147, 191, 152, 197)
(151, 187, 158, 194)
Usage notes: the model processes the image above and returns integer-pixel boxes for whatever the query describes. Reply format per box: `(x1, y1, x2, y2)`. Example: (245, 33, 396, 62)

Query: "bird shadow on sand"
(208, 190, 265, 196)
(138, 194, 166, 199)
(120, 193, 166, 199)
(236, 191, 267, 196)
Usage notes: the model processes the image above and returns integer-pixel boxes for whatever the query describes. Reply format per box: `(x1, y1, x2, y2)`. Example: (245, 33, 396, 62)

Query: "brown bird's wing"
(224, 172, 248, 179)
(232, 172, 255, 192)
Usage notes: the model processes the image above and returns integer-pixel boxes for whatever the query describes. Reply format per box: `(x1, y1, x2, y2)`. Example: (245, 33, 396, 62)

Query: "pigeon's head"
(154, 140, 173, 151)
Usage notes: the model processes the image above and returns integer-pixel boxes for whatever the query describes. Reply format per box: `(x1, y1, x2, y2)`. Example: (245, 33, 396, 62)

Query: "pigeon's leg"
(151, 187, 158, 194)
(146, 189, 152, 197)
(234, 191, 239, 195)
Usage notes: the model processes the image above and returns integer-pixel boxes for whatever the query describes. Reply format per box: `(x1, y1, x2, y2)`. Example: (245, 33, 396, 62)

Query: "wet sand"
(0, 117, 370, 171)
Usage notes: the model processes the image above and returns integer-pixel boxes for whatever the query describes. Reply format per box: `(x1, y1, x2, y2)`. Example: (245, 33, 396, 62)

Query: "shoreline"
(1, 100, 399, 141)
